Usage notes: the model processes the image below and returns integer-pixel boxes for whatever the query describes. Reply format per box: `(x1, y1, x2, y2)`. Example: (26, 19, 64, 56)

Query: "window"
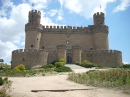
(31, 45, 33, 48)
(23, 58, 24, 61)
(37, 38, 38, 40)
(42, 46, 44, 49)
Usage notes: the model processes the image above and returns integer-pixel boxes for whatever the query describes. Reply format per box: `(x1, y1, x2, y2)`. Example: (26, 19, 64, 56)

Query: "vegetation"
(0, 77, 12, 97)
(55, 66, 72, 72)
(76, 60, 96, 68)
(0, 77, 4, 85)
(120, 64, 130, 69)
(68, 68, 130, 88)
(14, 64, 25, 71)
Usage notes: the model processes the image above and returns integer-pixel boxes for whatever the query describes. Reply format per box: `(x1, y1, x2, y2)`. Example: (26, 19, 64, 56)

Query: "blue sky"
(0, 0, 130, 64)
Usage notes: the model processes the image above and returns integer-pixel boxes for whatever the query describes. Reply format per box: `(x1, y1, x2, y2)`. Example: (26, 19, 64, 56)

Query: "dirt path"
(8, 65, 129, 97)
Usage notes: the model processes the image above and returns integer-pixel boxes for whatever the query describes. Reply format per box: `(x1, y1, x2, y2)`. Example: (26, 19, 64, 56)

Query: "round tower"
(93, 12, 109, 50)
(25, 10, 42, 49)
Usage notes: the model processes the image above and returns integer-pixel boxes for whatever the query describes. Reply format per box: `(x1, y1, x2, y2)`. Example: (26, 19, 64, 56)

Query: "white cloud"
(0, 0, 56, 63)
(48, 9, 58, 17)
(0, 0, 13, 16)
(113, 0, 130, 12)
(58, 0, 116, 18)
(0, 40, 18, 64)
(123, 62, 130, 64)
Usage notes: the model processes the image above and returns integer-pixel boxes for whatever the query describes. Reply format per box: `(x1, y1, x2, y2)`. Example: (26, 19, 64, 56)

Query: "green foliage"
(0, 77, 4, 85)
(41, 64, 55, 69)
(59, 58, 66, 63)
(68, 69, 130, 87)
(55, 66, 72, 72)
(120, 64, 130, 69)
(0, 78, 12, 97)
(76, 60, 96, 68)
(55, 62, 65, 67)
(14, 64, 25, 70)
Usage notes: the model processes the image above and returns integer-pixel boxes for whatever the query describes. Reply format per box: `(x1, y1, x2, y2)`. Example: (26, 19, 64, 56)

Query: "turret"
(25, 10, 42, 49)
(93, 12, 109, 50)
(93, 12, 104, 26)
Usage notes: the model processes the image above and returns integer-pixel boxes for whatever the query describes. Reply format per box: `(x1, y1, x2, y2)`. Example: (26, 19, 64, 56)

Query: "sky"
(0, 0, 130, 64)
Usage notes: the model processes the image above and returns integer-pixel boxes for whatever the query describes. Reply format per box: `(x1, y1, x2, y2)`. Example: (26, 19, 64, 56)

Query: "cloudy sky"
(0, 0, 130, 64)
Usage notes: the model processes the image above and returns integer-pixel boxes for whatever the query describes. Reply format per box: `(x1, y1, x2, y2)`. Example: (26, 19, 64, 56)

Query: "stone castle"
(11, 10, 122, 68)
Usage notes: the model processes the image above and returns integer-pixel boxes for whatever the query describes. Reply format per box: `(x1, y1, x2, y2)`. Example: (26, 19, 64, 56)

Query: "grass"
(68, 68, 130, 88)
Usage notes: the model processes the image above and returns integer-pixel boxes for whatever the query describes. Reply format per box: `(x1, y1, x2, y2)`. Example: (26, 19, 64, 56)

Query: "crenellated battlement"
(85, 50, 121, 54)
(93, 12, 104, 17)
(29, 10, 41, 14)
(42, 25, 89, 30)
(12, 49, 48, 53)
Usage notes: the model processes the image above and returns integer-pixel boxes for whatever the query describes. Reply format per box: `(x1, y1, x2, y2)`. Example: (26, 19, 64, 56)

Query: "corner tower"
(25, 10, 42, 49)
(93, 12, 109, 50)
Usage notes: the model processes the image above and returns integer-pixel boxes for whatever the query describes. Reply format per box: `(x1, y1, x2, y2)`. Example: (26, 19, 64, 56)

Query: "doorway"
(67, 54, 72, 64)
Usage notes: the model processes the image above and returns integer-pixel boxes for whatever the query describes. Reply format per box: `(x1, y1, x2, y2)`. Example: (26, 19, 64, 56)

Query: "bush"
(78, 60, 96, 68)
(55, 62, 65, 67)
(14, 64, 25, 70)
(55, 66, 72, 72)
(41, 64, 55, 69)
(0, 77, 4, 85)
(120, 64, 130, 69)
(59, 58, 66, 63)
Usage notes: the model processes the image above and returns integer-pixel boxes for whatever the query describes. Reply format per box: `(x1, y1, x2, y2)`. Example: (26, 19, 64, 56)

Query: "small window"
(37, 38, 38, 40)
(101, 23, 102, 25)
(31, 45, 33, 48)
(90, 48, 93, 50)
(23, 58, 24, 61)
(30, 21, 31, 22)
(42, 46, 44, 49)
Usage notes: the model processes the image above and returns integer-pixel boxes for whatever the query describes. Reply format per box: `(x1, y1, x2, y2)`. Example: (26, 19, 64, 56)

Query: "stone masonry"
(11, 10, 122, 68)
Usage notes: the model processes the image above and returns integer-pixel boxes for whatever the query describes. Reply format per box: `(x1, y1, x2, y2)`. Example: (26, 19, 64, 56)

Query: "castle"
(11, 10, 122, 68)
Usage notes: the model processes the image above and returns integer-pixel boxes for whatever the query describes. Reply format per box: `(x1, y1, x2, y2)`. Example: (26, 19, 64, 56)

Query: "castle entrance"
(67, 54, 72, 64)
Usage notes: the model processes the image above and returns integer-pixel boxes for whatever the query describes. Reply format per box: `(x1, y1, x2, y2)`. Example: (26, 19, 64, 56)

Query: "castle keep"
(11, 10, 122, 68)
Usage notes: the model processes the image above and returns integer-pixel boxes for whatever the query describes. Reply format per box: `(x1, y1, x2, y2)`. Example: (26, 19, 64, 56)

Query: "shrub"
(41, 64, 55, 69)
(55, 66, 72, 72)
(55, 62, 65, 67)
(14, 64, 25, 70)
(120, 64, 130, 69)
(79, 60, 96, 68)
(0, 77, 4, 85)
(59, 58, 66, 63)
(76, 62, 81, 65)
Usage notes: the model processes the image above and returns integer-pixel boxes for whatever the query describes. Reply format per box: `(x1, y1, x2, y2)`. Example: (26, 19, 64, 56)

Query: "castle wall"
(72, 46, 81, 63)
(40, 31, 93, 51)
(82, 50, 122, 67)
(11, 49, 48, 68)
(57, 45, 67, 61)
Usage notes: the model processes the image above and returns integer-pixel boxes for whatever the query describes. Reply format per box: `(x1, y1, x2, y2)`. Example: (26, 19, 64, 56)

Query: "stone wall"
(82, 50, 122, 67)
(11, 49, 48, 69)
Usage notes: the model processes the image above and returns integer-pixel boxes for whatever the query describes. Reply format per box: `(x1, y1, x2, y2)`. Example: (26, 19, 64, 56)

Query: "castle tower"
(93, 12, 109, 50)
(25, 10, 42, 49)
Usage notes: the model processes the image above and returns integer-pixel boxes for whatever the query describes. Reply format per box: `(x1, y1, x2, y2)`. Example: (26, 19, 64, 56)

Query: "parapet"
(42, 25, 88, 30)
(93, 12, 104, 17)
(85, 50, 122, 54)
(12, 49, 48, 54)
(29, 10, 41, 14)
